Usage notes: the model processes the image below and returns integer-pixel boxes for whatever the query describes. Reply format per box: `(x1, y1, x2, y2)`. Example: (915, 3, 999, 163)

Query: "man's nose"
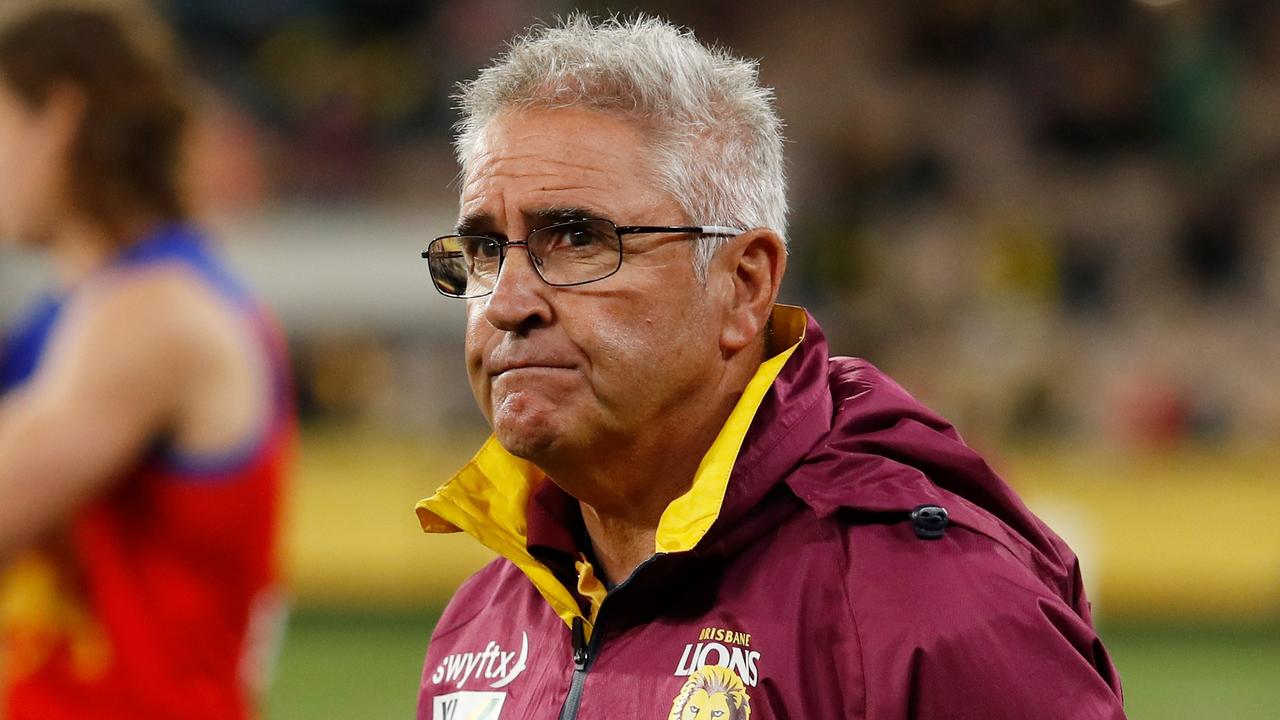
(482, 244, 553, 332)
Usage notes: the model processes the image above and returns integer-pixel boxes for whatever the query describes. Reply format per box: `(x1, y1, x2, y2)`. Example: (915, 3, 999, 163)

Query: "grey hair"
(453, 14, 788, 277)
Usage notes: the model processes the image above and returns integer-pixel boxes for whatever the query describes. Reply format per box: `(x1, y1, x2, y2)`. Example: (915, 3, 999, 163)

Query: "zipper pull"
(571, 616, 588, 670)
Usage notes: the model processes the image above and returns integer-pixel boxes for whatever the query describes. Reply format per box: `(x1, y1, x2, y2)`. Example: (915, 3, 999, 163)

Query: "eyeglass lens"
(426, 219, 623, 297)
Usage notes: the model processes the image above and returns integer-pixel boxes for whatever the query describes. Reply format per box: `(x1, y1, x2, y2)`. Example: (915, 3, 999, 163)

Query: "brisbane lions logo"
(668, 665, 752, 720)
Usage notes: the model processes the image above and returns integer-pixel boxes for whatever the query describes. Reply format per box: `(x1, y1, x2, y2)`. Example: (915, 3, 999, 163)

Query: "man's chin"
(490, 403, 565, 460)
(488, 389, 578, 458)
(493, 424, 561, 461)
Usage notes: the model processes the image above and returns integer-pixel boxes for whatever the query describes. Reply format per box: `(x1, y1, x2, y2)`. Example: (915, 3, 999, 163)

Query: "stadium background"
(1, 0, 1277, 717)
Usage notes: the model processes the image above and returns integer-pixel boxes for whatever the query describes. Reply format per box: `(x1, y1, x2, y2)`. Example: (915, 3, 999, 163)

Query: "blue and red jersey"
(1, 224, 295, 720)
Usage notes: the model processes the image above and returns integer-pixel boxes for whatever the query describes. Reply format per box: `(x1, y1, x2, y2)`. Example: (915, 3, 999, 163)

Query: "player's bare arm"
(0, 267, 268, 560)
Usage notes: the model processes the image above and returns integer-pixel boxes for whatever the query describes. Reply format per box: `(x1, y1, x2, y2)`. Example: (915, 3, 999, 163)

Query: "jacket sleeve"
(845, 523, 1126, 720)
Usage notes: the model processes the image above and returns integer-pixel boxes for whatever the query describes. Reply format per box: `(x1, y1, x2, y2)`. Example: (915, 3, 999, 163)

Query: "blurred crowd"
(134, 0, 1280, 447)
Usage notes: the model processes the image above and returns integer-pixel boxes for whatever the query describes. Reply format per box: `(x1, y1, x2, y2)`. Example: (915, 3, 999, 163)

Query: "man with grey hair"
(415, 15, 1125, 720)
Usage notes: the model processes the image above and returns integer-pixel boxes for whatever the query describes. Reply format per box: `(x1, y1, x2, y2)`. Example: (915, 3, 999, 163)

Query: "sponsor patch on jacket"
(668, 625, 757, 719)
(433, 690, 505, 720)
(673, 625, 761, 687)
(430, 632, 529, 690)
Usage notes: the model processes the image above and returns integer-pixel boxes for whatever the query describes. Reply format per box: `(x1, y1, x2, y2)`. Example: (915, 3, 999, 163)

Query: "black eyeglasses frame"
(422, 218, 743, 298)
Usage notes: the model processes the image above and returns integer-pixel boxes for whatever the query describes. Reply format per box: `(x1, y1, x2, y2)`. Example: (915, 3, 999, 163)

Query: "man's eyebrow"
(455, 213, 495, 236)
(530, 206, 609, 225)
(455, 206, 610, 236)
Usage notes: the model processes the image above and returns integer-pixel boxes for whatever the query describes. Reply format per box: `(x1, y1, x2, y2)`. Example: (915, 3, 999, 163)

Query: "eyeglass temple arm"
(615, 225, 744, 237)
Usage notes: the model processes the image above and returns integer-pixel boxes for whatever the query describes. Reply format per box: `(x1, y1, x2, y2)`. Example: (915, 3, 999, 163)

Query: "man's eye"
(711, 711, 724, 719)
(553, 226, 605, 249)
(566, 230, 597, 247)
(687, 706, 699, 716)
(461, 238, 500, 259)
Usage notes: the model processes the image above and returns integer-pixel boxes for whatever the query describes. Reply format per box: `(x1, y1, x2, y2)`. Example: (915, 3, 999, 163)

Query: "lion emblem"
(668, 665, 751, 720)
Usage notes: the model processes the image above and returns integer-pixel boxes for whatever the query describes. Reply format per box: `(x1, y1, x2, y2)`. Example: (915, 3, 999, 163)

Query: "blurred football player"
(0, 3, 294, 718)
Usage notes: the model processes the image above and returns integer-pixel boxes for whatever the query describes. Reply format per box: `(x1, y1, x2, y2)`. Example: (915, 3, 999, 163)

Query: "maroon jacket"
(415, 308, 1124, 719)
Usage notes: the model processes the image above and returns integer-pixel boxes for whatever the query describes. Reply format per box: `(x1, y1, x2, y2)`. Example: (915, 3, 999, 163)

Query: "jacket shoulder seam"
(939, 496, 1069, 596)
(845, 518, 1068, 608)
(837, 486, 1068, 597)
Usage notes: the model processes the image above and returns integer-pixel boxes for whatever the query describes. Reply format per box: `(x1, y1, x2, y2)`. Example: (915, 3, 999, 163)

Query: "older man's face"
(459, 107, 725, 462)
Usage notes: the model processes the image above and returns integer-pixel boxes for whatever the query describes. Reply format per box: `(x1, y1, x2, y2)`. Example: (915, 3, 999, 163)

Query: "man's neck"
(572, 428, 715, 585)
(544, 345, 766, 586)
(578, 505, 659, 588)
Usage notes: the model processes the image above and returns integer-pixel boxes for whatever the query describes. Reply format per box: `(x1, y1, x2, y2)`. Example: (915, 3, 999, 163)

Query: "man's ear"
(715, 228, 786, 353)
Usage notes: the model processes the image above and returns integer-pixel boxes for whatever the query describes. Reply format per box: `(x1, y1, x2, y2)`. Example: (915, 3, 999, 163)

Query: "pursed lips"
(489, 360, 577, 378)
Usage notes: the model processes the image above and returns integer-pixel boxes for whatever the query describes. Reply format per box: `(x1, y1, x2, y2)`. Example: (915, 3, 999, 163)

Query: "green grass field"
(267, 611, 1280, 719)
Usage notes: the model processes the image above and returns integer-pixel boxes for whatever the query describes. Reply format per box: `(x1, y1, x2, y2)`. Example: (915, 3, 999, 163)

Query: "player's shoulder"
(86, 258, 226, 319)
(60, 259, 241, 356)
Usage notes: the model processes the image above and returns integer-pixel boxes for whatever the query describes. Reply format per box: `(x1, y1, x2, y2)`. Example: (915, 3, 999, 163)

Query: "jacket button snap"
(910, 504, 949, 540)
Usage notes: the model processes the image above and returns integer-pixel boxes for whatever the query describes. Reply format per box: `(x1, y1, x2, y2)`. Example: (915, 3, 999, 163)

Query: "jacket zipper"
(556, 555, 661, 720)
(557, 615, 601, 720)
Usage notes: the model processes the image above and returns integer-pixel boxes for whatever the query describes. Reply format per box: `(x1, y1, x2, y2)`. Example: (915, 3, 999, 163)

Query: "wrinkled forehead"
(457, 106, 678, 230)
(460, 105, 662, 186)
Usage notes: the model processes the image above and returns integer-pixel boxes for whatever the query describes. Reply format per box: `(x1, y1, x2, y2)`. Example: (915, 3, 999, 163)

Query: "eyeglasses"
(422, 218, 743, 298)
